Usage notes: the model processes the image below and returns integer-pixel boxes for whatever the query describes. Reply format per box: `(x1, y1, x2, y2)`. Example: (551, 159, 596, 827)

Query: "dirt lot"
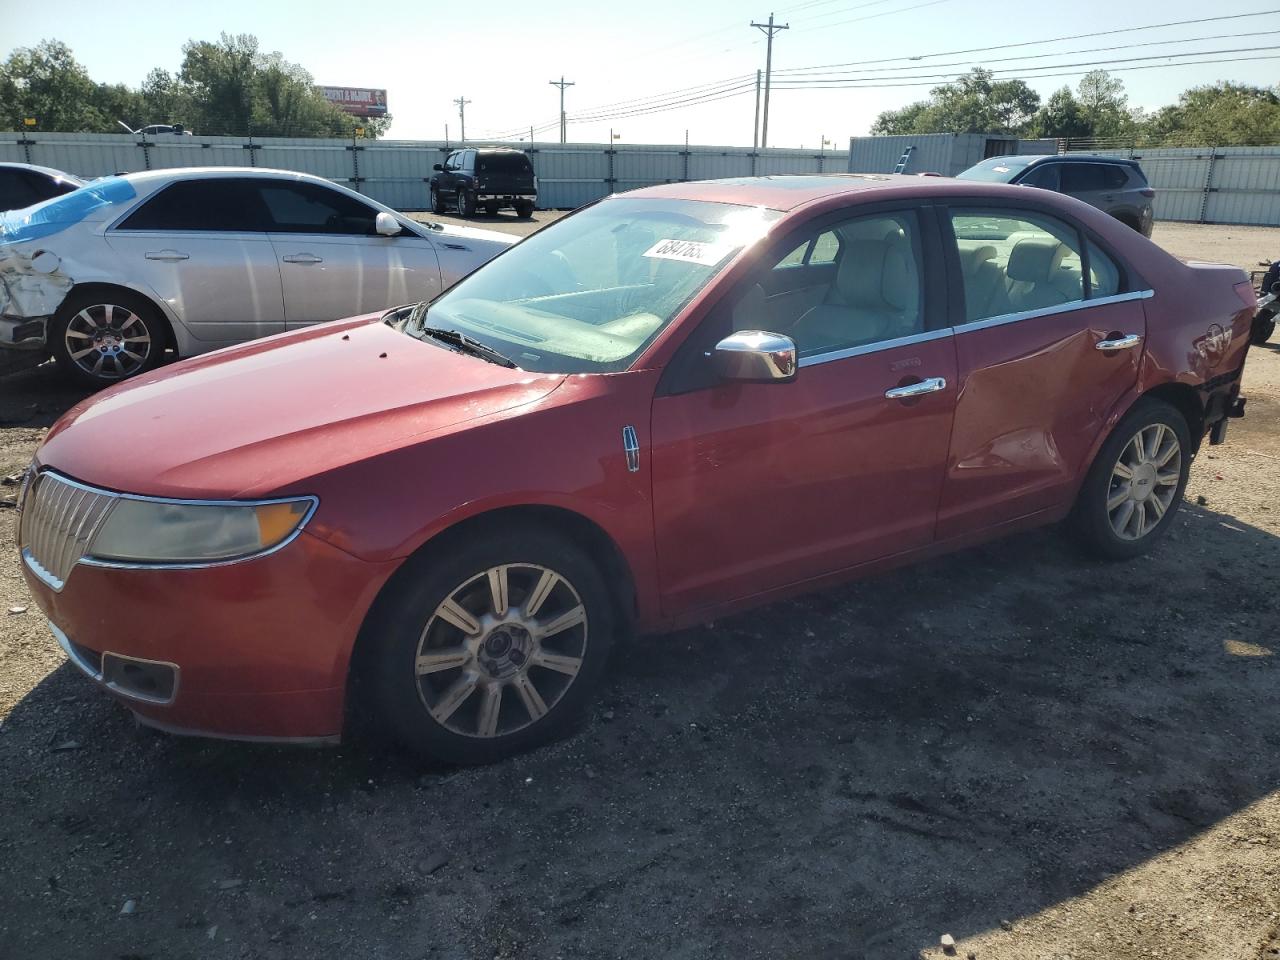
(1, 223, 1279, 960)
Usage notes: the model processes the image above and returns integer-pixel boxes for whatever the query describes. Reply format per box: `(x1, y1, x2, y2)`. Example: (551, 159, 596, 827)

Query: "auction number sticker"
(643, 238, 731, 267)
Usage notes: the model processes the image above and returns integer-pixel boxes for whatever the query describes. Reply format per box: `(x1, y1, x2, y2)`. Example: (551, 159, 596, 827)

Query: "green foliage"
(1144, 83, 1280, 146)
(1, 34, 391, 139)
(872, 69, 1040, 136)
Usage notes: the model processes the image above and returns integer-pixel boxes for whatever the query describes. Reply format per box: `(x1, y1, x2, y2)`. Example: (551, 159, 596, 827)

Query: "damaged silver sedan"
(0, 168, 513, 387)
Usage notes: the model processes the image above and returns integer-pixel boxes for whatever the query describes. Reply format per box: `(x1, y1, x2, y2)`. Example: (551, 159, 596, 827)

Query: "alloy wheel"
(64, 303, 153, 380)
(1106, 422, 1182, 540)
(414, 563, 588, 738)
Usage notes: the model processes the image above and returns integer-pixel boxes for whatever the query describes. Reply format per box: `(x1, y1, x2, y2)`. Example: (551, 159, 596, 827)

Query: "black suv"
(956, 155, 1155, 237)
(430, 148, 537, 218)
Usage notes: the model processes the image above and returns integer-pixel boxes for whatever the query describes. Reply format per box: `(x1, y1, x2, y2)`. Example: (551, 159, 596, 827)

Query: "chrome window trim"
(798, 327, 954, 368)
(49, 621, 181, 706)
(792, 289, 1152, 368)
(954, 289, 1155, 335)
(22, 469, 318, 586)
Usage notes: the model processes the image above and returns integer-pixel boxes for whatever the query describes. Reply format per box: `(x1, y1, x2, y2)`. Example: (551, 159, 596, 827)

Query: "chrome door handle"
(885, 377, 947, 400)
(282, 253, 323, 264)
(144, 250, 189, 261)
(1095, 333, 1142, 351)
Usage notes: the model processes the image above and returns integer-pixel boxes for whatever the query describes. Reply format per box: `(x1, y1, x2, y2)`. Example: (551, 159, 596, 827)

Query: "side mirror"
(713, 330, 797, 383)
(375, 212, 402, 237)
(433, 163, 443, 171)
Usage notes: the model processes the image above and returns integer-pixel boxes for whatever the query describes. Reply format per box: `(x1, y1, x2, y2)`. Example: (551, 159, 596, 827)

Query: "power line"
(774, 8, 1280, 72)
(792, 0, 953, 31)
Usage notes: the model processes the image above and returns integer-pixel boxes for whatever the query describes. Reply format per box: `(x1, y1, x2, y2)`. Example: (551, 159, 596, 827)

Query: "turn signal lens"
(254, 500, 311, 548)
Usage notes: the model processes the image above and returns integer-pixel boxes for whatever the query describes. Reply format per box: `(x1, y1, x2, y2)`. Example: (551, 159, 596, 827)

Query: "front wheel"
(362, 526, 616, 764)
(1252, 312, 1276, 345)
(430, 186, 447, 214)
(50, 290, 166, 389)
(1071, 398, 1192, 559)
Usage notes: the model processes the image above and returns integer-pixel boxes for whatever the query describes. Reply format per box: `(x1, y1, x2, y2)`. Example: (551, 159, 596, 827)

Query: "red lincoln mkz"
(17, 175, 1254, 763)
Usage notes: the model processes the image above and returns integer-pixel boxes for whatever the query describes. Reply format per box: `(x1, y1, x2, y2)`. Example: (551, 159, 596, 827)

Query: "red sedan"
(16, 175, 1254, 763)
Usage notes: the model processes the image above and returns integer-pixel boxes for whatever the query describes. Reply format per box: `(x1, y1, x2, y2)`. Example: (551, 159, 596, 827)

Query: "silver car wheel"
(64, 303, 153, 380)
(1107, 422, 1182, 540)
(414, 563, 588, 739)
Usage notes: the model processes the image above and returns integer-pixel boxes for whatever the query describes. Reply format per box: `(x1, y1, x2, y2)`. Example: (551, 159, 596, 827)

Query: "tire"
(360, 525, 616, 765)
(457, 189, 476, 218)
(1070, 397, 1192, 560)
(516, 201, 535, 219)
(1251, 313, 1276, 345)
(430, 186, 447, 214)
(50, 289, 166, 389)
(484, 202, 499, 216)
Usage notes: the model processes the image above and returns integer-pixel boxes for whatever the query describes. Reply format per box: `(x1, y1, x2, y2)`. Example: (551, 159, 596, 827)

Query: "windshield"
(955, 157, 1036, 183)
(405, 197, 780, 374)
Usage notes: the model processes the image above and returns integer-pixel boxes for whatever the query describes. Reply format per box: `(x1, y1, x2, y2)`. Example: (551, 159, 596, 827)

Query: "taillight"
(1234, 280, 1257, 309)
(1140, 188, 1155, 198)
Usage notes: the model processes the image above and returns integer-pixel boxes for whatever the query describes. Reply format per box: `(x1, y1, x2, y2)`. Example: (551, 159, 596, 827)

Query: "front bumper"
(24, 530, 401, 742)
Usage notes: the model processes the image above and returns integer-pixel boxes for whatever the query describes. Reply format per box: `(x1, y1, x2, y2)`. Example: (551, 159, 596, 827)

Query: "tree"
(867, 69, 1040, 136)
(1076, 70, 1134, 141)
(1145, 83, 1280, 146)
(1029, 86, 1091, 139)
(0, 40, 99, 131)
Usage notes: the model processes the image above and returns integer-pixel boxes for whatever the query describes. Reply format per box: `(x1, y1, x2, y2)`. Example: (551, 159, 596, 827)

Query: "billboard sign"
(320, 87, 388, 118)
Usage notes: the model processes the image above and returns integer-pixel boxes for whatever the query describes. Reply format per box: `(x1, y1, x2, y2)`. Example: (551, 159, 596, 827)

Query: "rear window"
(1060, 163, 1128, 192)
(0, 176, 136, 243)
(477, 153, 533, 174)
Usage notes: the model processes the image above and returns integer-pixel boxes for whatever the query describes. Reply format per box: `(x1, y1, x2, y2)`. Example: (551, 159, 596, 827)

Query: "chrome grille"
(19, 472, 118, 590)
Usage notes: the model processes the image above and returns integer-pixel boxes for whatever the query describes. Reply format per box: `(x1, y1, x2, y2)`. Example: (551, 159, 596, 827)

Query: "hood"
(38, 316, 564, 499)
(428, 221, 515, 246)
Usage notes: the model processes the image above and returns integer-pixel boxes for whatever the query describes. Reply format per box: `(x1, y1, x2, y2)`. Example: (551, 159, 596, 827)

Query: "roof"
(0, 161, 81, 180)
(623, 174, 1040, 211)
(1020, 154, 1139, 166)
(113, 166, 341, 185)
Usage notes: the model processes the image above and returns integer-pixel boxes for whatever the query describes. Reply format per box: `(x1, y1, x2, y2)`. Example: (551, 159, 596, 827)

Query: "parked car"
(956, 155, 1155, 236)
(0, 168, 512, 387)
(0, 162, 84, 213)
(430, 147, 537, 218)
(16, 175, 1253, 764)
(1251, 259, 1278, 344)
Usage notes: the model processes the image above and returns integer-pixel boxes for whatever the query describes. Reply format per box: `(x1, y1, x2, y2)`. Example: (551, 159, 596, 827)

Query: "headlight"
(87, 497, 315, 564)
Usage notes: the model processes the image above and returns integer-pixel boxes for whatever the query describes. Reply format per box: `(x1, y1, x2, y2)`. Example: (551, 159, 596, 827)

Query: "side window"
(116, 179, 267, 232)
(257, 181, 378, 235)
(776, 239, 811, 267)
(1087, 241, 1121, 298)
(445, 152, 459, 170)
(949, 208, 1085, 323)
(464, 151, 477, 171)
(1102, 166, 1129, 190)
(0, 170, 39, 210)
(1020, 164, 1060, 191)
(1060, 164, 1108, 193)
(733, 211, 924, 358)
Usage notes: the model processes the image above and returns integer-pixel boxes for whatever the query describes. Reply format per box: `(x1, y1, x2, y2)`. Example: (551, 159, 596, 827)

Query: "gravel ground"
(1, 223, 1279, 960)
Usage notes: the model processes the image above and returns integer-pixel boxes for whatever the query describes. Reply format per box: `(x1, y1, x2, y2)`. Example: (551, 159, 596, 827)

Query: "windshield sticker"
(642, 238, 731, 267)
(991, 165, 1010, 173)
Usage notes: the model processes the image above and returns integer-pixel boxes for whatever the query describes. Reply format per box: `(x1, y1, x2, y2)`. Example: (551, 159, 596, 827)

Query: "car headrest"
(959, 244, 997, 278)
(1007, 238, 1067, 283)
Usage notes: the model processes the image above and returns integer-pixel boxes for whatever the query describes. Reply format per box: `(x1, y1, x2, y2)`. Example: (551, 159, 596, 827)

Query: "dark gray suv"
(956, 155, 1155, 237)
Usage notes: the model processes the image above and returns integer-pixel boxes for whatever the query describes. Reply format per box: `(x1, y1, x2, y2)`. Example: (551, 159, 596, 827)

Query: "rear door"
(106, 177, 286, 347)
(1059, 163, 1113, 212)
(935, 203, 1147, 539)
(258, 179, 442, 327)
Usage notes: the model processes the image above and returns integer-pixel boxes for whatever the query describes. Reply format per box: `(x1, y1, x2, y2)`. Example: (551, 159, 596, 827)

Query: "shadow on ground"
(1, 490, 1277, 959)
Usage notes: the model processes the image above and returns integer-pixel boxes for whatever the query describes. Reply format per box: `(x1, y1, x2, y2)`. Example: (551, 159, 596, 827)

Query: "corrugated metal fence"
(0, 132, 850, 212)
(1062, 146, 1280, 227)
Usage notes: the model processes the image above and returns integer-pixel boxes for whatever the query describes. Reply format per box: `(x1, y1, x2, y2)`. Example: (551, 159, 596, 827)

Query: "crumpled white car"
(0, 167, 514, 386)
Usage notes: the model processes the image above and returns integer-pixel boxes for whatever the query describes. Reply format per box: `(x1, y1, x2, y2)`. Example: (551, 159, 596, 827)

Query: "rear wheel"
(362, 526, 616, 764)
(1071, 398, 1191, 559)
(50, 290, 166, 389)
(484, 202, 499, 216)
(457, 189, 476, 217)
(516, 200, 535, 219)
(1252, 313, 1276, 345)
(430, 186, 447, 214)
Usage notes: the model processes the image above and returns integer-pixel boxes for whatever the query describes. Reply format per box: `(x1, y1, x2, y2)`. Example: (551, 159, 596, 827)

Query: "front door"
(105, 177, 285, 348)
(937, 205, 1147, 539)
(255, 179, 443, 327)
(651, 207, 958, 618)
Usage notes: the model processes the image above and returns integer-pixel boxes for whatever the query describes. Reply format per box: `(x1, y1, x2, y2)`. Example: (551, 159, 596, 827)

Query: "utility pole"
(454, 97, 471, 142)
(752, 69, 762, 150)
(750, 13, 788, 150)
(549, 76, 575, 144)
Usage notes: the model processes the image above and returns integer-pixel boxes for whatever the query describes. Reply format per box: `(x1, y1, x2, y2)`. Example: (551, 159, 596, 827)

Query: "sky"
(1, 0, 1278, 147)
